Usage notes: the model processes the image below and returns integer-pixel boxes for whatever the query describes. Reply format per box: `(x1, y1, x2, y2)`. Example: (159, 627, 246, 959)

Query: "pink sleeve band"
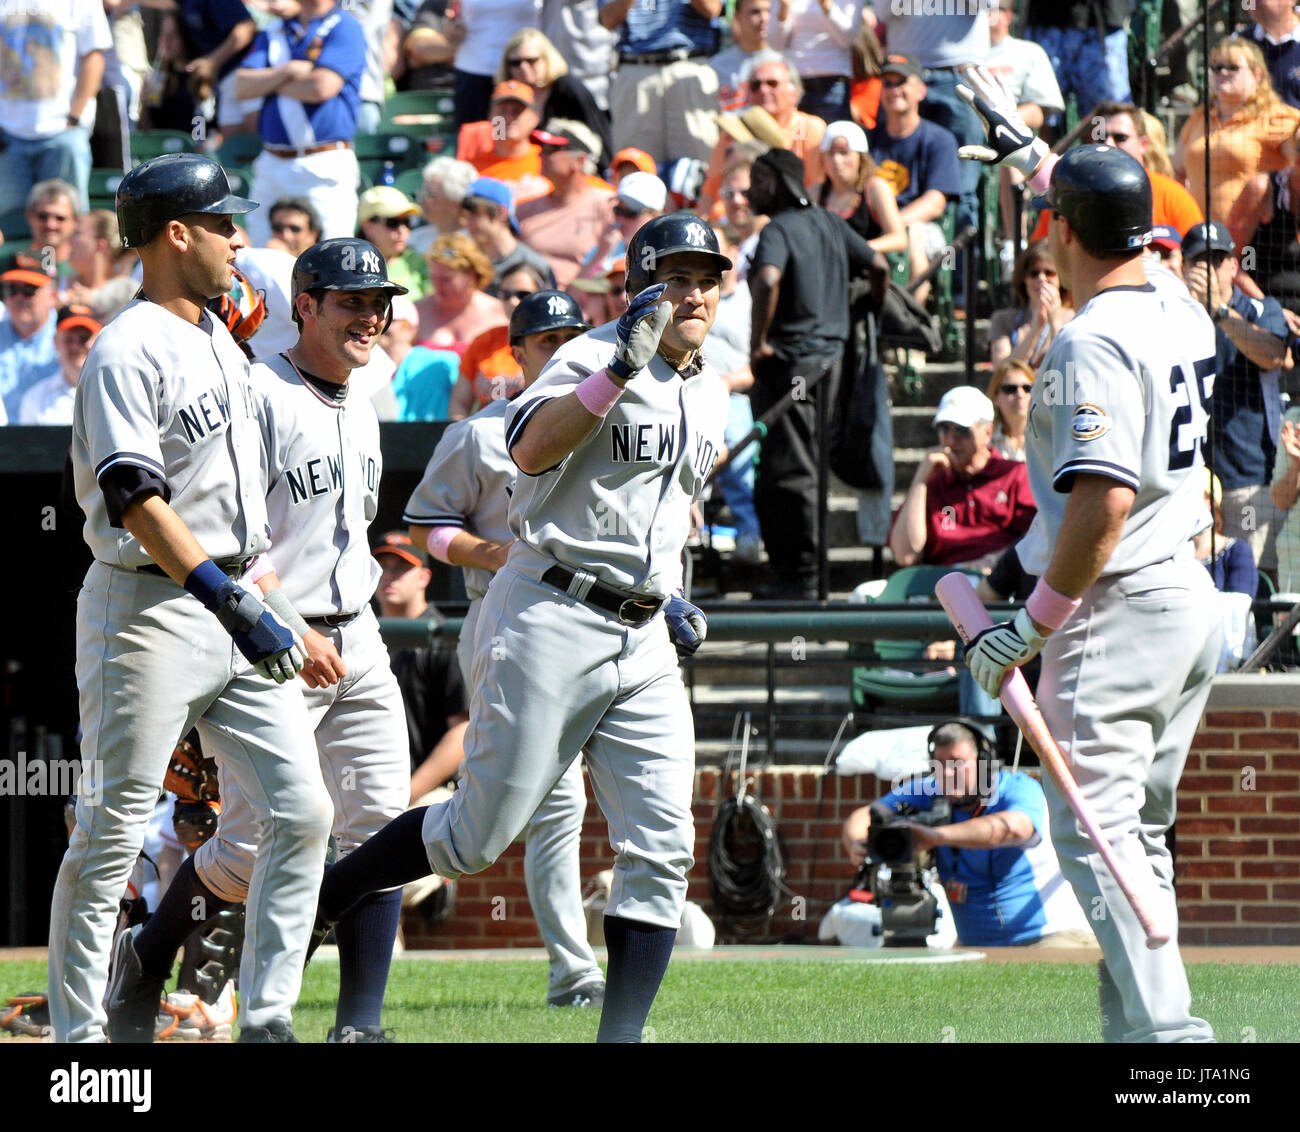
(246, 554, 274, 584)
(1027, 153, 1058, 195)
(574, 368, 626, 416)
(1026, 578, 1082, 631)
(425, 526, 460, 565)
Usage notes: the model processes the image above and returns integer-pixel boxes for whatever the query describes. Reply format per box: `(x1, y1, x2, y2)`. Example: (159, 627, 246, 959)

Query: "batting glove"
(665, 594, 707, 658)
(956, 66, 1051, 179)
(213, 587, 306, 684)
(965, 608, 1048, 698)
(609, 282, 672, 382)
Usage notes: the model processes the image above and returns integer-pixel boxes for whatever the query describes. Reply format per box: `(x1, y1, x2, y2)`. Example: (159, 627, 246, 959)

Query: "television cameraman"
(840, 721, 1094, 948)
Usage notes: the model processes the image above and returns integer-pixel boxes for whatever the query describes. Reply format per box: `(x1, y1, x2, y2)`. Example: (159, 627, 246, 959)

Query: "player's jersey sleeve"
(503, 335, 602, 469)
(403, 418, 481, 529)
(1038, 333, 1146, 493)
(78, 349, 169, 504)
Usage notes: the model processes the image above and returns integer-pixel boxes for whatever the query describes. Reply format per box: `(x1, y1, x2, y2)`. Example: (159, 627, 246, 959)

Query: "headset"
(925, 718, 999, 807)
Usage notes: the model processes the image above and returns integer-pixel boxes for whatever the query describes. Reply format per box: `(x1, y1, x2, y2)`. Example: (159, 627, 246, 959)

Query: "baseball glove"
(1, 993, 51, 1038)
(163, 737, 218, 804)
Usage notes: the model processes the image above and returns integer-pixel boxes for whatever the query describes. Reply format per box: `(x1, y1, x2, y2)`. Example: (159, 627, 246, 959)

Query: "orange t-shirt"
(849, 77, 882, 131)
(1178, 102, 1300, 223)
(1028, 166, 1207, 243)
(701, 109, 827, 207)
(458, 325, 524, 413)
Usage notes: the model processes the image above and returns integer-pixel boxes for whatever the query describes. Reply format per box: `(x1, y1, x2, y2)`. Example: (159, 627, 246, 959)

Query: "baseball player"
(957, 69, 1219, 1041)
(50, 153, 333, 1044)
(109, 238, 412, 1044)
(309, 213, 729, 1042)
(404, 289, 608, 1008)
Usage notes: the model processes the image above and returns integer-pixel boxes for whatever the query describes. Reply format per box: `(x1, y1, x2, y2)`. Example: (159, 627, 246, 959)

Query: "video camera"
(848, 801, 951, 945)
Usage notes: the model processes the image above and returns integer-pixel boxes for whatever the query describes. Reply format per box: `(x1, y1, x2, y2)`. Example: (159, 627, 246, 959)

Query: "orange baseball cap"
(610, 148, 657, 178)
(0, 248, 57, 290)
(491, 80, 535, 106)
(373, 531, 428, 568)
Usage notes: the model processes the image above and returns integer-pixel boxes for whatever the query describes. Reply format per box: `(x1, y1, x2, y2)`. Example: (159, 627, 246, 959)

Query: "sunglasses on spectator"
(271, 221, 305, 234)
(936, 422, 973, 439)
(882, 75, 908, 88)
(32, 210, 72, 224)
(381, 216, 414, 229)
(613, 204, 646, 219)
(507, 55, 541, 67)
(999, 383, 1033, 395)
(1105, 131, 1132, 144)
(501, 288, 536, 301)
(3, 282, 41, 298)
(720, 187, 749, 201)
(749, 77, 783, 90)
(1211, 62, 1242, 73)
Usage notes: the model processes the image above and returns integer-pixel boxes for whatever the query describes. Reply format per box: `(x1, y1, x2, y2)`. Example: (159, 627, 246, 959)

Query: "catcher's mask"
(207, 266, 267, 344)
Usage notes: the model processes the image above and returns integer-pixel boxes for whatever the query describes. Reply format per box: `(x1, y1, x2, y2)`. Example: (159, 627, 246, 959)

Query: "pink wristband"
(1025, 578, 1081, 632)
(1027, 153, 1058, 195)
(246, 554, 275, 584)
(574, 368, 626, 416)
(425, 526, 459, 565)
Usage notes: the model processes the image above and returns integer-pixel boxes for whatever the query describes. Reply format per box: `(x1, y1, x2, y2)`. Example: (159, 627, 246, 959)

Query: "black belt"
(621, 48, 709, 65)
(541, 565, 665, 627)
(306, 611, 361, 629)
(137, 556, 255, 579)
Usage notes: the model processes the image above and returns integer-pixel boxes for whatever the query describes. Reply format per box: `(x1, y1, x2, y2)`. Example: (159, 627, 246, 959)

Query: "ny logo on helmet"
(360, 249, 382, 275)
(546, 295, 568, 316)
(683, 222, 707, 248)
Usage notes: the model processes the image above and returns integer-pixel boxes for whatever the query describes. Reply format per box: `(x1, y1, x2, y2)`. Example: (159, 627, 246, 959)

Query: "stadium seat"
(355, 131, 426, 170)
(216, 133, 263, 168)
(394, 168, 425, 200)
(223, 166, 254, 197)
(129, 130, 198, 164)
(382, 90, 455, 124)
(0, 209, 31, 242)
(848, 564, 982, 714)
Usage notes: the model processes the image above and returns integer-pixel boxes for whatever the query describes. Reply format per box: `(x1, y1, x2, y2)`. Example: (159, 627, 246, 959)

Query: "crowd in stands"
(2, 1, 1299, 623)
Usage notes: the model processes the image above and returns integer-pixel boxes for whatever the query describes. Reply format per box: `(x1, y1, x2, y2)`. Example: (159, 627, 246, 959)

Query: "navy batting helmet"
(1044, 144, 1152, 256)
(624, 212, 732, 298)
(290, 237, 409, 329)
(508, 290, 590, 344)
(116, 153, 257, 249)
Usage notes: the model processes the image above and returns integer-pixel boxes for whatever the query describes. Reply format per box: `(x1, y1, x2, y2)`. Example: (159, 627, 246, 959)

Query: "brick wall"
(402, 674, 1300, 950)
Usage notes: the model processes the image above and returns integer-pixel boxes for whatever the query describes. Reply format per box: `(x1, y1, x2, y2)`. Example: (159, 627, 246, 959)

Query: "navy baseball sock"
(134, 855, 234, 979)
(320, 807, 432, 922)
(333, 886, 403, 1032)
(596, 915, 676, 1043)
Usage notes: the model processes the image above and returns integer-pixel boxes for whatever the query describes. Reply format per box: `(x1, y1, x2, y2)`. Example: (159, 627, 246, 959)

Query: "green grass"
(5, 956, 1299, 1043)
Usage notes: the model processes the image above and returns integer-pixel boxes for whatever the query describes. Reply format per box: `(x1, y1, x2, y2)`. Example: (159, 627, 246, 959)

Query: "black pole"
(816, 357, 833, 602)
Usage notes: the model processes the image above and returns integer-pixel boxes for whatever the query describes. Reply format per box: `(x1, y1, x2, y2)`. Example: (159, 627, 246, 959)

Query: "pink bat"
(934, 573, 1170, 950)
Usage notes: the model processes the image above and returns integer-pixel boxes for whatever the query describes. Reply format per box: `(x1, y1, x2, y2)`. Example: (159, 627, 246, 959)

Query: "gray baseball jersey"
(402, 398, 514, 601)
(404, 396, 604, 997)
(1017, 267, 1217, 577)
(71, 300, 271, 568)
(504, 323, 730, 597)
(251, 353, 383, 616)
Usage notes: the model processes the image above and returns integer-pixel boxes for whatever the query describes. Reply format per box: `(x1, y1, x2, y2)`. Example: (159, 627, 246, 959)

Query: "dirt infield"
(6, 944, 1295, 966)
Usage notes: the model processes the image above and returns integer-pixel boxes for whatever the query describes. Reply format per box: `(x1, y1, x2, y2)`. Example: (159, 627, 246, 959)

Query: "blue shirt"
(1212, 288, 1288, 490)
(877, 771, 1081, 946)
(243, 4, 364, 146)
(599, 0, 718, 56)
(0, 311, 58, 421)
(867, 117, 961, 210)
(179, 0, 254, 78)
(392, 347, 459, 421)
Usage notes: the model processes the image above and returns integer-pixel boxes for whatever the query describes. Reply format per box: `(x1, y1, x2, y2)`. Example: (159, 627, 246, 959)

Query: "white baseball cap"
(388, 295, 418, 327)
(820, 120, 869, 155)
(616, 171, 668, 213)
(933, 386, 995, 429)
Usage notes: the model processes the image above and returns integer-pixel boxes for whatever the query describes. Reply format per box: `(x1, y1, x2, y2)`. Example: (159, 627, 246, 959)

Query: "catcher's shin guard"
(176, 905, 245, 1005)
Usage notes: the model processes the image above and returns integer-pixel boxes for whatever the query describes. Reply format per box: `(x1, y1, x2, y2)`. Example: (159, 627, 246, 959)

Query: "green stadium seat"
(129, 130, 198, 164)
(0, 209, 31, 242)
(88, 168, 127, 203)
(355, 131, 427, 173)
(848, 564, 982, 713)
(216, 133, 263, 167)
(394, 168, 426, 200)
(223, 166, 254, 197)
(383, 90, 455, 123)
